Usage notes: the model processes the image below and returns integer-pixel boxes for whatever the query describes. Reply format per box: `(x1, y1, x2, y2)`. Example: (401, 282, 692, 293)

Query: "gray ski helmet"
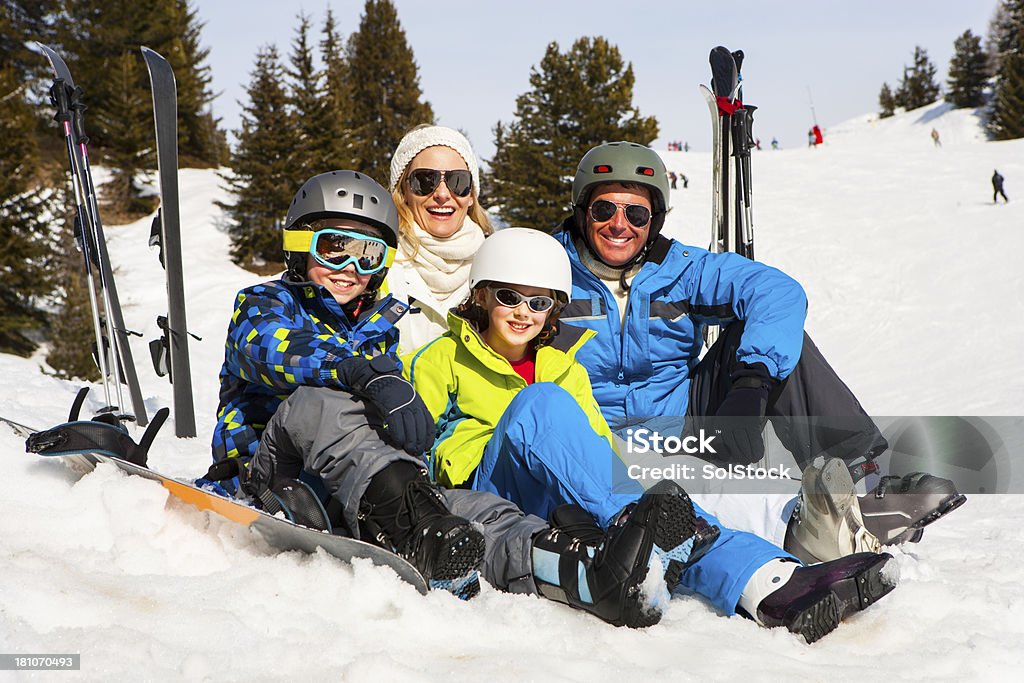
(283, 170, 399, 282)
(570, 141, 671, 253)
(284, 170, 399, 247)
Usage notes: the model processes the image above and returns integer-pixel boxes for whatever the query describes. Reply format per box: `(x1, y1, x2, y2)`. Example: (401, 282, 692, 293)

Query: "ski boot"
(750, 552, 898, 644)
(360, 462, 485, 600)
(852, 465, 967, 546)
(532, 480, 719, 628)
(785, 458, 881, 564)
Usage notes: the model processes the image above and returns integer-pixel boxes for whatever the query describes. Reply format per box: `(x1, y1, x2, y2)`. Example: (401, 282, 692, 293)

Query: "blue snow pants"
(472, 383, 796, 616)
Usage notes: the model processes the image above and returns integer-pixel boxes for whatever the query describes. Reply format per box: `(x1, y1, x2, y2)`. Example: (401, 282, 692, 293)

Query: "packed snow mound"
(826, 100, 989, 147)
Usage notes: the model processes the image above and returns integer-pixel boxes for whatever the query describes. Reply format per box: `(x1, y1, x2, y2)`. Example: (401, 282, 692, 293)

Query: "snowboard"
(11, 426, 429, 594)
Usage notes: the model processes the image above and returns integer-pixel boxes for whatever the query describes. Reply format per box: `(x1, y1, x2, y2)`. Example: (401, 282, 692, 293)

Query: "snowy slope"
(2, 103, 1024, 681)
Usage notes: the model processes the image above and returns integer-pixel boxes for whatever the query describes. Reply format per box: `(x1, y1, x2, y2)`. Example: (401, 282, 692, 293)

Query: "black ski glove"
(338, 355, 435, 456)
(711, 369, 775, 466)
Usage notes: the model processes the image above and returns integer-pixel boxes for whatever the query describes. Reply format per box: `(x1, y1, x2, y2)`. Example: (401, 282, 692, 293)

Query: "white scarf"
(400, 218, 485, 302)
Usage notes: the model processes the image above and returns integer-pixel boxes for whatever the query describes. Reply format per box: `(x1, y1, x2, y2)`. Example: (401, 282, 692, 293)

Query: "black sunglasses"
(407, 168, 473, 198)
(589, 199, 652, 228)
(491, 287, 555, 313)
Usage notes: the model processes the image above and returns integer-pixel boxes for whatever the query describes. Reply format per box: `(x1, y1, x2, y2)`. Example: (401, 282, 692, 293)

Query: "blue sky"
(195, 0, 1000, 162)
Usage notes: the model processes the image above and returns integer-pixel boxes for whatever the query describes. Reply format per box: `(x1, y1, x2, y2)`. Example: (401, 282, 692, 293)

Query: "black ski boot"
(857, 472, 967, 545)
(848, 457, 968, 545)
(532, 480, 719, 628)
(756, 552, 898, 644)
(360, 462, 484, 600)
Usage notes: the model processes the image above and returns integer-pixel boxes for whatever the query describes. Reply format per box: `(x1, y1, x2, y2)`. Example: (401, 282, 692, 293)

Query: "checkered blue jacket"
(211, 279, 407, 465)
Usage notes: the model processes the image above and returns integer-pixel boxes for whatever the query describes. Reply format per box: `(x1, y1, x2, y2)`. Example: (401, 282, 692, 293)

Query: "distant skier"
(668, 170, 678, 189)
(931, 128, 941, 147)
(771, 137, 779, 150)
(992, 169, 1009, 203)
(812, 124, 823, 146)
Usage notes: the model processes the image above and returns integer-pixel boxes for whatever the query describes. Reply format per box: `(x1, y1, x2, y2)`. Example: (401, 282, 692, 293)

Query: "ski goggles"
(406, 168, 473, 198)
(588, 199, 652, 228)
(283, 229, 394, 274)
(491, 287, 556, 313)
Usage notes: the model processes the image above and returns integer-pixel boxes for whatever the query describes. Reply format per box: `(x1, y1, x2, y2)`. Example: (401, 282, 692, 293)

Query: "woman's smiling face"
(401, 145, 474, 238)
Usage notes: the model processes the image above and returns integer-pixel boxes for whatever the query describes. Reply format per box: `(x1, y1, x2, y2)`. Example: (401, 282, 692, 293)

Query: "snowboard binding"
(25, 387, 169, 468)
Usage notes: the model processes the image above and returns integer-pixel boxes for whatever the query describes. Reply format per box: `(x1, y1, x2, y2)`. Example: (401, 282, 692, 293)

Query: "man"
(552, 141, 966, 562)
(993, 169, 1009, 204)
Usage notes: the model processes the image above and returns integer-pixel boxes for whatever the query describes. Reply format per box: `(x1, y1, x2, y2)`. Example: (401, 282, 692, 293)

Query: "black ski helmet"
(570, 141, 671, 266)
(282, 170, 399, 286)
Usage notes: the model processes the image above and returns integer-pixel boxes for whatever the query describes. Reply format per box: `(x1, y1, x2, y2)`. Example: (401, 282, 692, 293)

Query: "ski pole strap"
(717, 96, 744, 116)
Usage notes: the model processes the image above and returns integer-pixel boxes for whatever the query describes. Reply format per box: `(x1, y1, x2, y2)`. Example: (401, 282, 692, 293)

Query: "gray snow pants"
(251, 386, 548, 594)
(688, 322, 890, 469)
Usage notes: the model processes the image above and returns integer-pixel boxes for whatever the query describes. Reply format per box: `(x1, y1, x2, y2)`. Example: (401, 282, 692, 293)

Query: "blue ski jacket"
(212, 279, 407, 465)
(554, 222, 808, 422)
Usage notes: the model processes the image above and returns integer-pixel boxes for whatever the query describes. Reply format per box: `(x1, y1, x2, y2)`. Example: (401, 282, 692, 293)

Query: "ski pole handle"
(48, 80, 72, 123)
(70, 86, 89, 145)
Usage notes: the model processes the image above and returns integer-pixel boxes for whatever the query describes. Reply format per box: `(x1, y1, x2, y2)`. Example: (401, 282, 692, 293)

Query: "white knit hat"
(389, 125, 480, 194)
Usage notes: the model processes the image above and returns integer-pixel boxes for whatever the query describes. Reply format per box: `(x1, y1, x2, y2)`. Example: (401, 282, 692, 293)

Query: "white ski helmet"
(468, 227, 573, 303)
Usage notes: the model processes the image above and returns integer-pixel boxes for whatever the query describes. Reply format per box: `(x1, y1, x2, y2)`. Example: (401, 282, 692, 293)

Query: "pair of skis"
(700, 46, 756, 261)
(37, 44, 196, 437)
(699, 46, 757, 347)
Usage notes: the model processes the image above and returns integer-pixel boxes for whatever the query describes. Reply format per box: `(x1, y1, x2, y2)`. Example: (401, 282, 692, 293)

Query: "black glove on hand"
(338, 355, 435, 456)
(712, 380, 771, 466)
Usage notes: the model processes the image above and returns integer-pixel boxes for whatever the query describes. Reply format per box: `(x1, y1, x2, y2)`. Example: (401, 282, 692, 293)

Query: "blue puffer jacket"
(212, 279, 408, 465)
(554, 222, 807, 422)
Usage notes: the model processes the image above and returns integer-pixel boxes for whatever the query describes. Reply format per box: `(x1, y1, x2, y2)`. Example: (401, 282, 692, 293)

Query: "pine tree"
(878, 82, 896, 118)
(218, 45, 298, 270)
(989, 0, 1024, 139)
(146, 0, 222, 167)
(895, 46, 941, 110)
(946, 30, 990, 108)
(60, 0, 222, 175)
(57, 0, 159, 218)
(287, 12, 335, 179)
(345, 0, 434, 185)
(0, 64, 60, 356)
(1, 0, 59, 83)
(45, 221, 101, 381)
(487, 37, 659, 232)
(98, 51, 157, 220)
(320, 8, 357, 169)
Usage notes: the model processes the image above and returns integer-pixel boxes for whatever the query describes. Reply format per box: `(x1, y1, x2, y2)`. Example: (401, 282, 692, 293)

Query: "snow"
(2, 102, 1024, 680)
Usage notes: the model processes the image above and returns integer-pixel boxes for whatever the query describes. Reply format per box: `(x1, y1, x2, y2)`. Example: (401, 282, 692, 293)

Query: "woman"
(406, 228, 899, 643)
(387, 125, 493, 352)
